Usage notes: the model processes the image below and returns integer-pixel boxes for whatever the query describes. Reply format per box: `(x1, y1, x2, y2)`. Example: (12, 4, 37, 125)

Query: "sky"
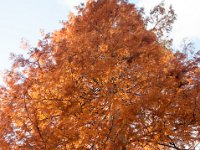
(0, 0, 200, 84)
(135, 0, 200, 49)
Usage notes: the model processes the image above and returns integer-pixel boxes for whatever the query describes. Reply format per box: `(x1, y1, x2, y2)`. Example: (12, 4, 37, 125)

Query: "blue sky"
(0, 0, 200, 84)
(0, 0, 70, 72)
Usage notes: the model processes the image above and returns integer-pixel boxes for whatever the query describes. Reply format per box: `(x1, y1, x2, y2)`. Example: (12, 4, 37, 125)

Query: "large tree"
(0, 0, 199, 149)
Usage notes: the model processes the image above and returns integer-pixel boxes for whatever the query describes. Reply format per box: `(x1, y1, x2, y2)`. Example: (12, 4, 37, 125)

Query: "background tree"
(0, 0, 199, 149)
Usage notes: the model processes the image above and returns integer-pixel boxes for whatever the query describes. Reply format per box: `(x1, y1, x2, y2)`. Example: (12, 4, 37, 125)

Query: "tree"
(0, 0, 199, 149)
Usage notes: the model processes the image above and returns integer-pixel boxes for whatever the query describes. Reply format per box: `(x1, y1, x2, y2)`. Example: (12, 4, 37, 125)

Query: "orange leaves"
(99, 43, 108, 52)
(0, 0, 199, 149)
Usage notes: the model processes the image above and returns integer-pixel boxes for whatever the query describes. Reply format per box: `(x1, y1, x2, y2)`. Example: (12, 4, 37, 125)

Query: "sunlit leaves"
(0, 0, 199, 149)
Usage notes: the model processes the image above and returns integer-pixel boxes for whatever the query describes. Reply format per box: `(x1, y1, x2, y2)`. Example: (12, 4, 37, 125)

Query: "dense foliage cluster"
(0, 0, 199, 149)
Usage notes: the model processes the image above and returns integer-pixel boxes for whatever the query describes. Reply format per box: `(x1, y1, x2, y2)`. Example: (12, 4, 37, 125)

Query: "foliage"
(0, 0, 199, 149)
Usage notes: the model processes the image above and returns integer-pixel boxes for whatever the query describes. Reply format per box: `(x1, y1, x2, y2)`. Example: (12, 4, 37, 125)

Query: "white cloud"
(135, 0, 200, 49)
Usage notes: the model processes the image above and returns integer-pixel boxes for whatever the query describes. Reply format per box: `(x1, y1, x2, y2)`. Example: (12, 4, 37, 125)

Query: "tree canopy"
(0, 0, 199, 149)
